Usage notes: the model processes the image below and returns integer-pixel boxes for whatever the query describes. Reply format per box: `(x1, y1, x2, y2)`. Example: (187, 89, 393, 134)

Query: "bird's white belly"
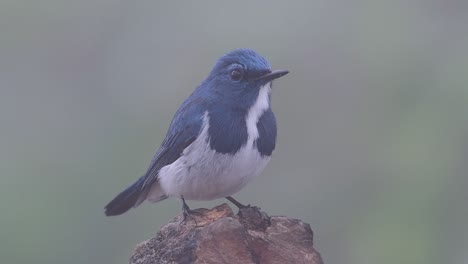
(158, 132, 270, 200)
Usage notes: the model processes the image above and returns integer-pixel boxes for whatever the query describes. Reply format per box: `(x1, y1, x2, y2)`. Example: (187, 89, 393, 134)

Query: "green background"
(1, 1, 467, 263)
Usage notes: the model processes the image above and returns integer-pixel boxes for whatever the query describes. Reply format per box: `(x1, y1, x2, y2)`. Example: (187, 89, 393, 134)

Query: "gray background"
(1, 1, 467, 264)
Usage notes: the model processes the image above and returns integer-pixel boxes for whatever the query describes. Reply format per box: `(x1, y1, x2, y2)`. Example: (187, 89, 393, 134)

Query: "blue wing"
(141, 102, 205, 189)
(104, 97, 206, 216)
(142, 95, 208, 187)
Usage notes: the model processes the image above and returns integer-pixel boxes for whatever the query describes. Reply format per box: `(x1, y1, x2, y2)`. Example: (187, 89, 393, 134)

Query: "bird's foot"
(226, 196, 252, 209)
(180, 197, 202, 226)
(182, 207, 203, 222)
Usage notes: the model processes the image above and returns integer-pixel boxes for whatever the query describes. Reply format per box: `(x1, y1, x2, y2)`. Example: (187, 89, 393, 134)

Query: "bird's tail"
(104, 177, 147, 216)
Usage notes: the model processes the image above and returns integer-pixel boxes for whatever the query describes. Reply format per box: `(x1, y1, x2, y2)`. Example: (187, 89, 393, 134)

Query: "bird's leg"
(226, 196, 250, 209)
(181, 197, 202, 224)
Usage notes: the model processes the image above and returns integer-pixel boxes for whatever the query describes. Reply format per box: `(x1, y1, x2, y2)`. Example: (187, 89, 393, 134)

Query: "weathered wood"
(130, 204, 323, 264)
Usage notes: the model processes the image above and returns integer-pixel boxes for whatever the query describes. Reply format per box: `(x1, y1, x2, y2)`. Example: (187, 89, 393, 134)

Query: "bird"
(104, 48, 289, 218)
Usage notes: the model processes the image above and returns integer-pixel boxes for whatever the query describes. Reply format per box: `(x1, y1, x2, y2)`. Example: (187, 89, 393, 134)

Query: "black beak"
(253, 69, 289, 82)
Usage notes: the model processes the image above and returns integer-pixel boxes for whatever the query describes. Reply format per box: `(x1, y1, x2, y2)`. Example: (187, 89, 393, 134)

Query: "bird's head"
(202, 49, 288, 106)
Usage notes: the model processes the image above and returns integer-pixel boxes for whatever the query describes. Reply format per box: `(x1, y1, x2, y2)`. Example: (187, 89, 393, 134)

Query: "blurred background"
(1, 1, 467, 263)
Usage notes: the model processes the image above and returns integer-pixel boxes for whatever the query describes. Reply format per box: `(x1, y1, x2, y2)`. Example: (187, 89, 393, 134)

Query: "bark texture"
(130, 204, 323, 264)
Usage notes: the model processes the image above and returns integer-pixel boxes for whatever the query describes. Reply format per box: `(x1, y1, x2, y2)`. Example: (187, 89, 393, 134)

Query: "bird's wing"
(140, 99, 206, 191)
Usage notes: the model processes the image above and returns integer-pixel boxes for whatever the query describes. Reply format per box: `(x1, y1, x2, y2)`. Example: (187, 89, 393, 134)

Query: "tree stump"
(130, 203, 323, 264)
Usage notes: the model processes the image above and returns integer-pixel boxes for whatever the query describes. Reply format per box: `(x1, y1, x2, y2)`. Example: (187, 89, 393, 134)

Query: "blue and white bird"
(104, 49, 289, 218)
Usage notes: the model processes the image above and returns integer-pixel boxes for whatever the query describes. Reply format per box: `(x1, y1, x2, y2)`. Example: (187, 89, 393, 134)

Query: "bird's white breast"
(156, 83, 272, 201)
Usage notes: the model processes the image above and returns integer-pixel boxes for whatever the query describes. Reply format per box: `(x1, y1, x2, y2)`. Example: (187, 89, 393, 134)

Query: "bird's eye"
(230, 69, 243, 81)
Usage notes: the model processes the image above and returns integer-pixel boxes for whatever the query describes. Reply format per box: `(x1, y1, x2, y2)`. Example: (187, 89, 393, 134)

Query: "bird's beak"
(254, 69, 289, 82)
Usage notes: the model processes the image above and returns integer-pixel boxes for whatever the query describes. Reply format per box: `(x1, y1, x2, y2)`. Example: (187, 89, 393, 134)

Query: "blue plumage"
(255, 109, 277, 156)
(105, 49, 288, 216)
